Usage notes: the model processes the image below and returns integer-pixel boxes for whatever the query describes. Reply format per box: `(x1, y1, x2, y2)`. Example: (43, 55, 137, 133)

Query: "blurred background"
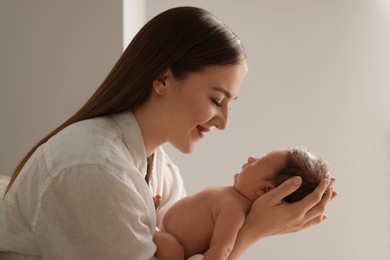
(1, 0, 389, 259)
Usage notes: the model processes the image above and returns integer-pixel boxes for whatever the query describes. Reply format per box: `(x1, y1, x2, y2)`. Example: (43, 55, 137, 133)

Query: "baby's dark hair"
(272, 147, 330, 203)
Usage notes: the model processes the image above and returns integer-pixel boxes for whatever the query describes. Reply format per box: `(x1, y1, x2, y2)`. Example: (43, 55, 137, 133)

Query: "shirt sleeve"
(34, 164, 157, 260)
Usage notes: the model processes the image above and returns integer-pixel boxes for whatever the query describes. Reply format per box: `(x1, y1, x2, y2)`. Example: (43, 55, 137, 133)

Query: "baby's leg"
(153, 231, 185, 260)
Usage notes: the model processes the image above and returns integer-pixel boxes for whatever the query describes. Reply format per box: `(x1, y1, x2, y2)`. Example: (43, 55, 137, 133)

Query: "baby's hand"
(153, 195, 161, 209)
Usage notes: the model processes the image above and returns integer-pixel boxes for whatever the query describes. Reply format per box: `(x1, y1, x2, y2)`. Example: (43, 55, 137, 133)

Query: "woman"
(0, 6, 336, 259)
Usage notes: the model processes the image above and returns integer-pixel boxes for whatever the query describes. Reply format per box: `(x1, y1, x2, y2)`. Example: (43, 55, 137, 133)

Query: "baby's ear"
(256, 185, 275, 196)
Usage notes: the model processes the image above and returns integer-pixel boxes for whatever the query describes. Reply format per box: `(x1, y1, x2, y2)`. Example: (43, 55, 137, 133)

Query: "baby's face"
(234, 149, 288, 195)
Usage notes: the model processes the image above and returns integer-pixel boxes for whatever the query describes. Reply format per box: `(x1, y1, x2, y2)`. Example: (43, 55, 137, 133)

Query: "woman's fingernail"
(291, 176, 302, 186)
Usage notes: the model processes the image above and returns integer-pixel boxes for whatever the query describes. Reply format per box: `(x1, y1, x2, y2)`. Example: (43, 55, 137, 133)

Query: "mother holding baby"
(0, 6, 336, 259)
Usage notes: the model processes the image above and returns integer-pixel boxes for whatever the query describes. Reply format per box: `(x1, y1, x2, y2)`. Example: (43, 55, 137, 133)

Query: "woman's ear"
(152, 69, 170, 95)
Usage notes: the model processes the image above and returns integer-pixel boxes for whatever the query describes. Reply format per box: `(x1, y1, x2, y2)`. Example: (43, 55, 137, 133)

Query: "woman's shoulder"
(43, 116, 124, 173)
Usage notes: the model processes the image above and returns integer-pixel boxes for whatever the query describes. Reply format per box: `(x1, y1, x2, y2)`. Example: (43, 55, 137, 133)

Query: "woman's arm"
(34, 166, 158, 259)
(227, 176, 337, 259)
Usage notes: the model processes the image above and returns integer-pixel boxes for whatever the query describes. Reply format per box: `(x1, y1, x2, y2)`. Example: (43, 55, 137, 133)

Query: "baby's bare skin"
(160, 150, 287, 259)
(157, 149, 334, 260)
(163, 186, 251, 258)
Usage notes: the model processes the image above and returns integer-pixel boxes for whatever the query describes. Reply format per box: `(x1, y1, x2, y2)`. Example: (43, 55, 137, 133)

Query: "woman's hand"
(228, 176, 337, 259)
(250, 176, 336, 236)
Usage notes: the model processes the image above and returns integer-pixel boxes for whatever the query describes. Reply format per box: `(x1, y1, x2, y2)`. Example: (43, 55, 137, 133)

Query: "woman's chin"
(178, 145, 196, 154)
(172, 141, 197, 154)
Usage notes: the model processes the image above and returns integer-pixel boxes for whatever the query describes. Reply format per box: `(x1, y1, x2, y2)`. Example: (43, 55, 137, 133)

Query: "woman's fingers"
(264, 176, 303, 205)
(287, 185, 332, 233)
(297, 178, 337, 227)
(246, 176, 337, 237)
(329, 178, 338, 200)
(302, 187, 332, 226)
(331, 190, 338, 200)
(293, 178, 330, 213)
(298, 214, 328, 231)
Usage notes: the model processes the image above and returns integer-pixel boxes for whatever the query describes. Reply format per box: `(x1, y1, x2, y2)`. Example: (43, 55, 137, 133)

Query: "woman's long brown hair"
(5, 6, 246, 195)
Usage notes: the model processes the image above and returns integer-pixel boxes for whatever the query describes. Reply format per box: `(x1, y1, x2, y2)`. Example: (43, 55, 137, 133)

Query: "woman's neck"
(133, 102, 167, 158)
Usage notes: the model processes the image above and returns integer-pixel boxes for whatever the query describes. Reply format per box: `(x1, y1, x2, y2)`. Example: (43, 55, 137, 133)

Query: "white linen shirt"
(0, 111, 186, 259)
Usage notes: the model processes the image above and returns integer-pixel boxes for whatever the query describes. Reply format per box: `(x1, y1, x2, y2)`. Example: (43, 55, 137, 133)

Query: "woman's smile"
(197, 125, 212, 138)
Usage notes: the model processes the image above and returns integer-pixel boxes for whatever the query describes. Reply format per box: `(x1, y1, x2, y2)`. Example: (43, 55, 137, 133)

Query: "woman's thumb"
(266, 176, 302, 205)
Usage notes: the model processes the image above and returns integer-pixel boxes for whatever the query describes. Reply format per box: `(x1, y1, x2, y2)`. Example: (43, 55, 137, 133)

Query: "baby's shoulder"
(197, 186, 231, 198)
(201, 187, 247, 207)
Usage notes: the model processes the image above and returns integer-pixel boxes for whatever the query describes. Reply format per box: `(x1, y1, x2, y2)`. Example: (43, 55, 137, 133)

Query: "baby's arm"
(153, 231, 185, 260)
(203, 202, 246, 260)
(153, 195, 184, 260)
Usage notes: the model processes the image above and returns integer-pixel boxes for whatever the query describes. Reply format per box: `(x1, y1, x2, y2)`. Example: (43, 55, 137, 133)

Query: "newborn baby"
(154, 147, 331, 260)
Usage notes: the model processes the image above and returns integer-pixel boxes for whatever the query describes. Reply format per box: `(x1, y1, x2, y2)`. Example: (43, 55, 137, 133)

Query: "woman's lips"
(197, 125, 210, 137)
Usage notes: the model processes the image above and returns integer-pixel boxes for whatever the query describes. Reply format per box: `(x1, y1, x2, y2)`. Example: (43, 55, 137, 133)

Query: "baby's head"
(273, 147, 330, 203)
(233, 147, 330, 203)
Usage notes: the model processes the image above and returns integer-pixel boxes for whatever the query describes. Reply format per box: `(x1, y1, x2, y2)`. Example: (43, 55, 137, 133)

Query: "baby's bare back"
(162, 186, 248, 257)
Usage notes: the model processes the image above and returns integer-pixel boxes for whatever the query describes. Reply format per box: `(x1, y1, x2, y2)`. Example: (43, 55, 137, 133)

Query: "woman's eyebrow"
(211, 87, 238, 100)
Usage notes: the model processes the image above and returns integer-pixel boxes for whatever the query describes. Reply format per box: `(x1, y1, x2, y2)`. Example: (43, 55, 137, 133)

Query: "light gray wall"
(0, 0, 123, 175)
(123, 0, 145, 49)
(148, 1, 390, 259)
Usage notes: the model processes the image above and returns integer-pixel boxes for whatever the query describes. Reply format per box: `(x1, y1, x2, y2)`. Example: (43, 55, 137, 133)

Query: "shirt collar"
(111, 111, 148, 177)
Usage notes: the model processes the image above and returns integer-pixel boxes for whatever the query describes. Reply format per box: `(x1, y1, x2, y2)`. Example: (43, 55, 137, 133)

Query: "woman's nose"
(213, 105, 229, 130)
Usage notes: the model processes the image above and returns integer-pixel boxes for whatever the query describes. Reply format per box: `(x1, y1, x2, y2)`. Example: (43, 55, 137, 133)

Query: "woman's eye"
(211, 98, 223, 107)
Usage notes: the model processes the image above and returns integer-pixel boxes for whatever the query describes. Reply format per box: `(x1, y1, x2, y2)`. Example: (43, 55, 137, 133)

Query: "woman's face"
(161, 64, 247, 154)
